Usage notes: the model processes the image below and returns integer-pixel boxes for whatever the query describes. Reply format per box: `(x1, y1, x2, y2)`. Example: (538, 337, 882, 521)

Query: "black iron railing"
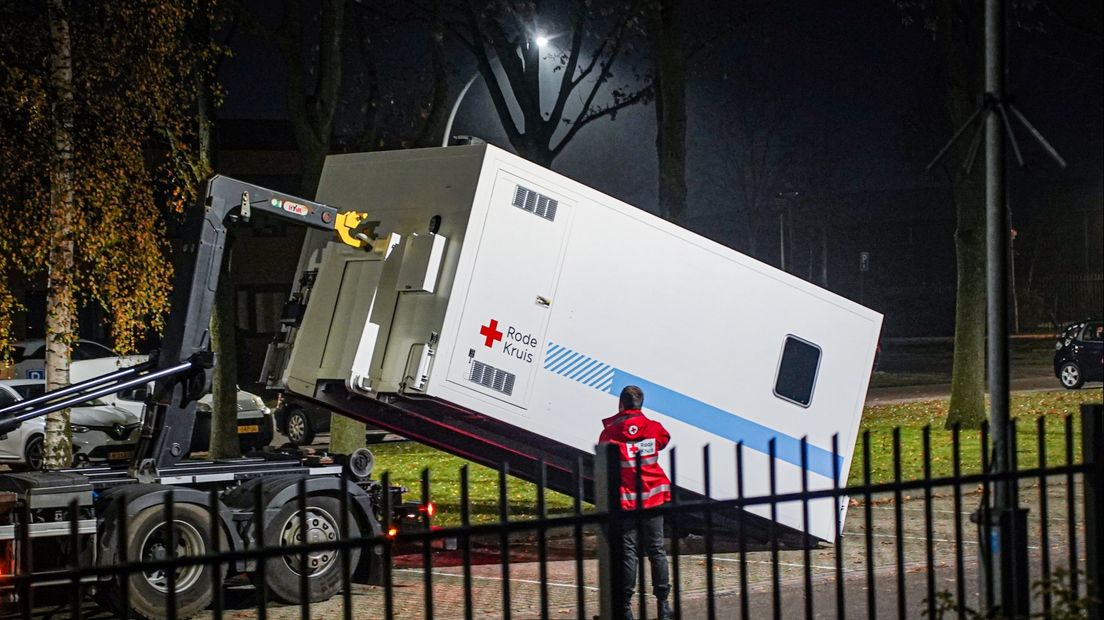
(1, 404, 1100, 620)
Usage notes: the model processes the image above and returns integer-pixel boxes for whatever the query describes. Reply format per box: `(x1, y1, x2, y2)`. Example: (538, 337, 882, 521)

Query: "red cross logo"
(479, 319, 503, 348)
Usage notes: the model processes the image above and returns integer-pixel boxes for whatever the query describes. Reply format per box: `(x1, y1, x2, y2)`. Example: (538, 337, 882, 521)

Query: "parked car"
(1054, 320, 1104, 389)
(274, 394, 394, 447)
(11, 342, 275, 453)
(6, 338, 145, 380)
(0, 379, 140, 469)
(106, 382, 274, 454)
(192, 389, 274, 453)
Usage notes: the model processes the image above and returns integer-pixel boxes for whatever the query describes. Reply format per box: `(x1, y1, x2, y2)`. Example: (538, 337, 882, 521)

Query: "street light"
(441, 34, 550, 147)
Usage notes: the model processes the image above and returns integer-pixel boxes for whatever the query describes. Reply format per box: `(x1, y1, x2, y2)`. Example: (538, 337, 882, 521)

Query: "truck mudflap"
(304, 380, 810, 548)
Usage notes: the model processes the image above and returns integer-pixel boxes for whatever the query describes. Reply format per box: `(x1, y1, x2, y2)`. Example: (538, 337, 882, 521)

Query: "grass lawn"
(370, 389, 1102, 526)
(851, 388, 1101, 486)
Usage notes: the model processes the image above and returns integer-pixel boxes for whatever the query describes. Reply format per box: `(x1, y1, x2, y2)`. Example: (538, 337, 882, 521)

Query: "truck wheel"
(254, 495, 360, 603)
(284, 407, 315, 446)
(101, 503, 216, 619)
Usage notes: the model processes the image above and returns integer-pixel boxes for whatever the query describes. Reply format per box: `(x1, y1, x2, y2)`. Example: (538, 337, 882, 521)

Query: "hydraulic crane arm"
(128, 175, 379, 477)
(0, 175, 376, 476)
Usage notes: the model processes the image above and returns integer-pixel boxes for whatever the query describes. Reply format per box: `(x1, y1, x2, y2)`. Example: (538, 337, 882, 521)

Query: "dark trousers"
(622, 514, 670, 611)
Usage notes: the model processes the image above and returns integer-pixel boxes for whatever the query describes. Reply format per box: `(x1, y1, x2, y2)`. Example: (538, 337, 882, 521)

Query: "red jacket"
(599, 409, 672, 509)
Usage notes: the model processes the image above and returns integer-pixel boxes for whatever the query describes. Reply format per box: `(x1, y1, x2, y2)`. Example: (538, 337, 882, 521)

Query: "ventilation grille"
(512, 185, 558, 222)
(469, 361, 516, 396)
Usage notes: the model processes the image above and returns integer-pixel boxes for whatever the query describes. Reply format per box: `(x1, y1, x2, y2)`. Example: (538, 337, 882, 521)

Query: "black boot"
(656, 599, 674, 620)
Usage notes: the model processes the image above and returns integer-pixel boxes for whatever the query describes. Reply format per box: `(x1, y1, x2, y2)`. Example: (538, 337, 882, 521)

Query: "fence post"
(1082, 404, 1103, 620)
(596, 442, 625, 620)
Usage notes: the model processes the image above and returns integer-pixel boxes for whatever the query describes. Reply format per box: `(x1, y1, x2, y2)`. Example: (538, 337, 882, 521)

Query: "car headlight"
(251, 395, 271, 414)
(71, 425, 90, 433)
(195, 401, 213, 413)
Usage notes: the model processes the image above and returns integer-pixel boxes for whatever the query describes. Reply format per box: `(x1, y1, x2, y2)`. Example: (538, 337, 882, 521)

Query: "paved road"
(863, 374, 1096, 406)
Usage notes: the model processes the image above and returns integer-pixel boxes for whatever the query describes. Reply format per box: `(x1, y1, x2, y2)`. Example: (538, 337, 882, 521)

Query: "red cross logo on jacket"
(599, 409, 672, 510)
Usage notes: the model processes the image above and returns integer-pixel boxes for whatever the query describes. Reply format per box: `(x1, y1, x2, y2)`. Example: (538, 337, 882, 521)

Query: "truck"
(1, 143, 881, 618)
(266, 144, 882, 545)
(0, 177, 423, 619)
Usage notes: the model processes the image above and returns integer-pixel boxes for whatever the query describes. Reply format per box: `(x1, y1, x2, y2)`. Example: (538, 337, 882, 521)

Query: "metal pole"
(1083, 404, 1104, 620)
(985, 0, 1010, 510)
(441, 54, 507, 148)
(821, 226, 828, 287)
(984, 1, 1031, 615)
(596, 443, 625, 620)
(779, 211, 786, 272)
(441, 72, 479, 147)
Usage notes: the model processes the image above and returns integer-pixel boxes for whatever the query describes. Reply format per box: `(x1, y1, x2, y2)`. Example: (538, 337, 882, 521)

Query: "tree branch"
(551, 83, 652, 157)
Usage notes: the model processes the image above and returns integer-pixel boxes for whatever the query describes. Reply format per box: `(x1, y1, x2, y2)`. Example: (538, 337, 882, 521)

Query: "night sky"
(220, 1, 1100, 200)
(216, 0, 1102, 334)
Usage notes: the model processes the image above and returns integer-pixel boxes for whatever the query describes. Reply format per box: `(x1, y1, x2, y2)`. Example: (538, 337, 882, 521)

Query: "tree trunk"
(413, 0, 449, 148)
(946, 177, 988, 428)
(209, 237, 242, 458)
(649, 0, 687, 225)
(44, 0, 75, 469)
(193, 4, 241, 460)
(939, 0, 987, 429)
(276, 0, 365, 453)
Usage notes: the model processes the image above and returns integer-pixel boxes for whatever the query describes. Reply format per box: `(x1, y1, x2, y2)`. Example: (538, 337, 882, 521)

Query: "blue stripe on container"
(545, 349, 571, 368)
(569, 359, 602, 380)
(587, 369, 614, 388)
(561, 355, 591, 376)
(577, 363, 608, 383)
(550, 352, 581, 373)
(607, 370, 842, 480)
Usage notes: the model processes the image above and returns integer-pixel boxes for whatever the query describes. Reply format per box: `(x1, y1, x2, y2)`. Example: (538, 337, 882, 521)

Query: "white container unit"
(284, 144, 882, 542)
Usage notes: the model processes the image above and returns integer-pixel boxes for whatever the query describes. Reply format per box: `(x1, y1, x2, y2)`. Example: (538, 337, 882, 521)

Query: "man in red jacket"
(599, 385, 673, 620)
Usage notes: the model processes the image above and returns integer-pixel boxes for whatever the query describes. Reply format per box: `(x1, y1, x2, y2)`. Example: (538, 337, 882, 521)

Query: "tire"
(253, 495, 360, 604)
(284, 407, 315, 446)
(14, 435, 44, 471)
(99, 502, 217, 619)
(1059, 362, 1084, 389)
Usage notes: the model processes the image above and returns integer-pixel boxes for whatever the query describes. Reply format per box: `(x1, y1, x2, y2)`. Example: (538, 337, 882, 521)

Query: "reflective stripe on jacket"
(599, 410, 672, 510)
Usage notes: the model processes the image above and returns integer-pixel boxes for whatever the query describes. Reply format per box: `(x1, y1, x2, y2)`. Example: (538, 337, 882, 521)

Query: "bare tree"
(647, 0, 687, 224)
(448, 0, 653, 167)
(701, 69, 807, 261)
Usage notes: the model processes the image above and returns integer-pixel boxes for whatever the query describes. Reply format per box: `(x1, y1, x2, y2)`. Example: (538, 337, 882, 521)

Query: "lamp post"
(774, 190, 800, 272)
(441, 35, 548, 147)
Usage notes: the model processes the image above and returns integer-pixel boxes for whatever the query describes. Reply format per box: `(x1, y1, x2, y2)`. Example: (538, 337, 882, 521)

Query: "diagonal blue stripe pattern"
(569, 359, 602, 380)
(550, 352, 581, 373)
(545, 349, 571, 368)
(545, 348, 572, 368)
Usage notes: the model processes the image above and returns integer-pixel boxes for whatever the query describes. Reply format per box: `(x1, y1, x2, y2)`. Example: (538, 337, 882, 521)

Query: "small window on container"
(773, 335, 822, 408)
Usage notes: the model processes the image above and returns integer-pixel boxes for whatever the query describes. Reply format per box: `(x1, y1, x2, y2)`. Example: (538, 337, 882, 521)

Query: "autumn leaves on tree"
(0, 1, 219, 466)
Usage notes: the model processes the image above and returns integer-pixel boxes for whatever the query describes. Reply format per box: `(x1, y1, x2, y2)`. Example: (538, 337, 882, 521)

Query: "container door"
(446, 171, 572, 410)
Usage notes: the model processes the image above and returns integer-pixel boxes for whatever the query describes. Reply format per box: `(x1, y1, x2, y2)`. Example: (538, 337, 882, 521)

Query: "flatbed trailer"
(0, 177, 419, 619)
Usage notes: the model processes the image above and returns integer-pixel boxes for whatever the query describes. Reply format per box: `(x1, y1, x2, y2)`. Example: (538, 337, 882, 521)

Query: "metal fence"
(2, 405, 1101, 620)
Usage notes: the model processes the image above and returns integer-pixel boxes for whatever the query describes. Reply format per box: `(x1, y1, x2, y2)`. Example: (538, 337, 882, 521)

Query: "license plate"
(237, 425, 260, 434)
(108, 451, 132, 461)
